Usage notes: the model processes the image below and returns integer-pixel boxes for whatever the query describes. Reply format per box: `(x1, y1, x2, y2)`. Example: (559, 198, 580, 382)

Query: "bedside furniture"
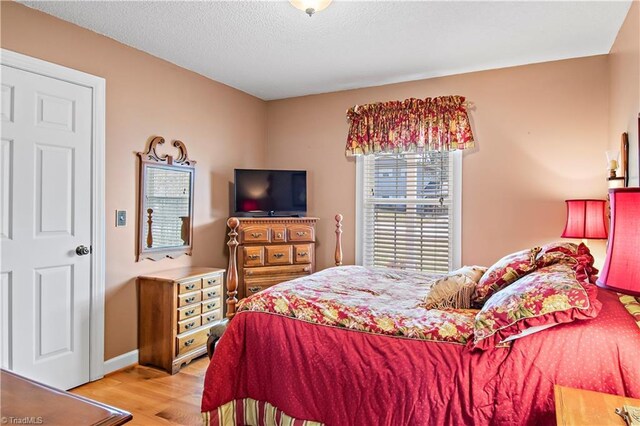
(230, 217, 318, 299)
(1, 369, 132, 425)
(555, 385, 640, 425)
(138, 267, 225, 374)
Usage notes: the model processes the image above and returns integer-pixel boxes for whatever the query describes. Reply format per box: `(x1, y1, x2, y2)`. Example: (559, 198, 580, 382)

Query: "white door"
(1, 64, 93, 390)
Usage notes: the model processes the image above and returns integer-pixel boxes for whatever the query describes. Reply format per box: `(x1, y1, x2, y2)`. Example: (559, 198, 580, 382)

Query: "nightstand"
(555, 385, 640, 425)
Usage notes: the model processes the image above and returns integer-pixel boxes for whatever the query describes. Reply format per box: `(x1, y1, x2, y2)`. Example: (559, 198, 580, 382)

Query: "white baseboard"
(103, 349, 138, 375)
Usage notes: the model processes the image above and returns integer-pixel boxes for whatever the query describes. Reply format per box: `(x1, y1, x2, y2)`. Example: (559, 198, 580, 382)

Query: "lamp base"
(595, 280, 640, 297)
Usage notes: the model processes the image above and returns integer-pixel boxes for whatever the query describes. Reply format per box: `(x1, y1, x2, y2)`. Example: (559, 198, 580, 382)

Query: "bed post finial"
(335, 214, 343, 267)
(226, 217, 240, 319)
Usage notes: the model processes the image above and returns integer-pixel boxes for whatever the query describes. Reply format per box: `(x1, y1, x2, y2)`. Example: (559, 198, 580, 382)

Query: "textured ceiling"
(20, 1, 632, 100)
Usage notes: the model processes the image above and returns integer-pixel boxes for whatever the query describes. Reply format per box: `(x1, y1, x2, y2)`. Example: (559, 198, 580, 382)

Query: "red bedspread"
(202, 276, 640, 425)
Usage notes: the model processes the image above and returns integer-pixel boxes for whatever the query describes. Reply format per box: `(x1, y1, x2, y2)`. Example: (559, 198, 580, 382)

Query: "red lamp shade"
(597, 188, 640, 296)
(561, 199, 608, 239)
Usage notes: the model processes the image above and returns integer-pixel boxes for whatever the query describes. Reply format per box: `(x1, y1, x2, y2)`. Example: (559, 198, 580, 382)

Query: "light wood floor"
(71, 356, 209, 425)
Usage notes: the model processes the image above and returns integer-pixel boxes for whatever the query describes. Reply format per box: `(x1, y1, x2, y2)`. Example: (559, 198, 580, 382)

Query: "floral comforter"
(238, 266, 477, 344)
(203, 266, 640, 426)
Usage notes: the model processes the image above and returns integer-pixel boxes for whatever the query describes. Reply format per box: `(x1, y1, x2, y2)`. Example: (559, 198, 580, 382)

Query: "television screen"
(234, 169, 307, 216)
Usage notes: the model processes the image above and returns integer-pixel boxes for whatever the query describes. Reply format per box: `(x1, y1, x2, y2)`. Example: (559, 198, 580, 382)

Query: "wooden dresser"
(138, 267, 225, 374)
(233, 217, 318, 299)
(2, 369, 132, 425)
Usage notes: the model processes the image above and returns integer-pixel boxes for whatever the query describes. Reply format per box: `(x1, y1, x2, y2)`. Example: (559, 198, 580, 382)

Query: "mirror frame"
(137, 136, 196, 261)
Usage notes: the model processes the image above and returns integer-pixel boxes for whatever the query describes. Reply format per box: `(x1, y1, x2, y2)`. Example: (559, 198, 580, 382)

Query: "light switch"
(116, 210, 127, 227)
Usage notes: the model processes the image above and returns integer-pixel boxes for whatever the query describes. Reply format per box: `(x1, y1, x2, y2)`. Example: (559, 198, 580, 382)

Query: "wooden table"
(1, 369, 132, 425)
(555, 385, 640, 425)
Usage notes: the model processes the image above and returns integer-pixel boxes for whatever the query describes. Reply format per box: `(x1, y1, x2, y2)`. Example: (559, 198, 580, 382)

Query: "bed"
(201, 217, 640, 425)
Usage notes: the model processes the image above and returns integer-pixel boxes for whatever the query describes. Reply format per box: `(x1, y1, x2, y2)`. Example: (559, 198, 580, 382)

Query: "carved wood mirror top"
(137, 136, 196, 261)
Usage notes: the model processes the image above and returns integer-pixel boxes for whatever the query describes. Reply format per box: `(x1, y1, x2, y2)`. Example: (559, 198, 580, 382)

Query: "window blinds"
(361, 151, 456, 274)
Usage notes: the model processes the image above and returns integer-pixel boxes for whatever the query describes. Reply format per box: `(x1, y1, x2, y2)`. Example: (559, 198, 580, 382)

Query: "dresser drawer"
(202, 286, 221, 301)
(177, 317, 201, 334)
(265, 245, 293, 265)
(245, 283, 273, 296)
(287, 225, 314, 242)
(244, 264, 312, 279)
(201, 310, 222, 325)
(178, 279, 201, 294)
(243, 246, 264, 267)
(176, 326, 210, 356)
(241, 225, 271, 243)
(202, 274, 223, 288)
(177, 304, 201, 321)
(178, 291, 202, 307)
(294, 244, 313, 264)
(272, 226, 286, 242)
(201, 298, 221, 313)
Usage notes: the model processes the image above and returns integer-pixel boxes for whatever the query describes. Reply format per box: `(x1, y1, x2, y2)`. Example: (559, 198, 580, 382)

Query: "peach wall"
(1, 2, 267, 360)
(266, 56, 610, 271)
(609, 0, 640, 186)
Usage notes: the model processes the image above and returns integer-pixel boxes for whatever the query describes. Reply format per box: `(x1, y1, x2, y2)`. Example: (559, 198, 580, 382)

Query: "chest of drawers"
(138, 267, 225, 374)
(233, 217, 318, 298)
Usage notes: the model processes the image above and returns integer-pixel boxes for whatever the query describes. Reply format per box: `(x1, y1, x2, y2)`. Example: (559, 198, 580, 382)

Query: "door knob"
(76, 245, 91, 256)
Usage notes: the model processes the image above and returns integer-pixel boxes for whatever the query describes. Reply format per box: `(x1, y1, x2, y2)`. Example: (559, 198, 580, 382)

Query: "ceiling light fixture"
(289, 0, 333, 17)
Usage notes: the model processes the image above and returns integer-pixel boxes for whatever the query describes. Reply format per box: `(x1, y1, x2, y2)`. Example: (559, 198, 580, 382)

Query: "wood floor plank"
(71, 356, 210, 425)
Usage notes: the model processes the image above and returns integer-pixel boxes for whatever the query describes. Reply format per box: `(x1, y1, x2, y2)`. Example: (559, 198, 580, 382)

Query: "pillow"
(470, 263, 602, 350)
(472, 247, 541, 306)
(536, 242, 598, 283)
(423, 274, 476, 310)
(450, 265, 488, 283)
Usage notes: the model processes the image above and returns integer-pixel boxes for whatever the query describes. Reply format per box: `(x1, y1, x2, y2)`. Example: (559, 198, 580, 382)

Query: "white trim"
(103, 350, 138, 375)
(355, 156, 364, 265)
(451, 150, 462, 270)
(1, 49, 107, 382)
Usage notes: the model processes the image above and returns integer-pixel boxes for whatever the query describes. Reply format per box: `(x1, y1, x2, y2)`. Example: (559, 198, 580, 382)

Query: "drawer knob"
(207, 279, 217, 284)
(248, 254, 260, 260)
(206, 316, 214, 322)
(251, 232, 262, 238)
(207, 303, 216, 309)
(304, 266, 310, 272)
(185, 322, 195, 330)
(247, 271, 254, 276)
(296, 231, 307, 236)
(184, 338, 195, 347)
(298, 252, 308, 257)
(207, 292, 215, 298)
(277, 233, 283, 238)
(248, 286, 261, 294)
(185, 284, 195, 290)
(185, 296, 195, 303)
(185, 309, 195, 316)
(273, 253, 284, 258)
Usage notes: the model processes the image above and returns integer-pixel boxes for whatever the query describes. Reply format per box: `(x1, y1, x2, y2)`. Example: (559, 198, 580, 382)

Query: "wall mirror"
(137, 136, 196, 261)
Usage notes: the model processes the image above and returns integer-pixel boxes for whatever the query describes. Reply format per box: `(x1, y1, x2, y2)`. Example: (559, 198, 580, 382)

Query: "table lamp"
(597, 188, 640, 296)
(561, 199, 608, 244)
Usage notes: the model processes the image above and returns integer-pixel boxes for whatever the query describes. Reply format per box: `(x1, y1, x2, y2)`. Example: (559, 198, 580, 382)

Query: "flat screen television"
(234, 169, 307, 217)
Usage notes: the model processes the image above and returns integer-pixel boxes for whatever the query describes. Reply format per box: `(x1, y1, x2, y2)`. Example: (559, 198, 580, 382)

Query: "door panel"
(0, 64, 92, 390)
(1, 138, 12, 239)
(35, 143, 74, 236)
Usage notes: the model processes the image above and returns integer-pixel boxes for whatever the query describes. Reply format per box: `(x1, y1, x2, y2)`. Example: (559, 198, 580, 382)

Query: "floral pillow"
(472, 247, 541, 306)
(470, 263, 602, 350)
(536, 242, 598, 283)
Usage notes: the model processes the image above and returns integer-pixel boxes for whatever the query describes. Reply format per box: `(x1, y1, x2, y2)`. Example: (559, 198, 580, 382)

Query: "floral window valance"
(345, 95, 475, 156)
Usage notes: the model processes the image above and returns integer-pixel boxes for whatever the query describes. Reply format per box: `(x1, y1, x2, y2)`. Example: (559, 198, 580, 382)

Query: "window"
(356, 151, 461, 273)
